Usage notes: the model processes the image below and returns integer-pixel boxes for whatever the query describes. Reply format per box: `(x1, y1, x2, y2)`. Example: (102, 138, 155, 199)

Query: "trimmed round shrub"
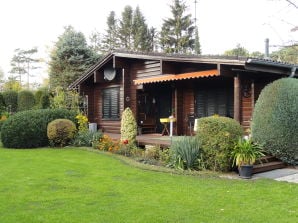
(47, 119, 76, 147)
(1, 108, 76, 148)
(251, 78, 298, 165)
(2, 90, 18, 113)
(17, 90, 35, 111)
(196, 116, 243, 171)
(120, 107, 137, 145)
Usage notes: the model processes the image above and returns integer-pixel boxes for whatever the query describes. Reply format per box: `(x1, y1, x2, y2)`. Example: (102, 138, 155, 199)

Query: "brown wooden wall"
(130, 59, 161, 120)
(182, 86, 195, 135)
(239, 75, 282, 131)
(239, 78, 253, 131)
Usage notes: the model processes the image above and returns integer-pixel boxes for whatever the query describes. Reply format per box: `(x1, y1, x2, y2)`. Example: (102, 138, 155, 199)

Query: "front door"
(137, 84, 173, 133)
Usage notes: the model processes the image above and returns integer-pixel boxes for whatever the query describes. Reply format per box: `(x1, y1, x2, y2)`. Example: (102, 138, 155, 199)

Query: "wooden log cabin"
(69, 51, 297, 135)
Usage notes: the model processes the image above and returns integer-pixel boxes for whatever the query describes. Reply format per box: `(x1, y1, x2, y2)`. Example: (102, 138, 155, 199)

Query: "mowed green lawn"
(0, 148, 297, 223)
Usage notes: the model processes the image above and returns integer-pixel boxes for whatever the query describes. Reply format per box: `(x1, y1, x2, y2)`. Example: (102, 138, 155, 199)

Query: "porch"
(106, 133, 173, 148)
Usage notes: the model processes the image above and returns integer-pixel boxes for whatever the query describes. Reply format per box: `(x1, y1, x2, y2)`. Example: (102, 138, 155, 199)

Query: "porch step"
(254, 155, 278, 164)
(253, 159, 286, 174)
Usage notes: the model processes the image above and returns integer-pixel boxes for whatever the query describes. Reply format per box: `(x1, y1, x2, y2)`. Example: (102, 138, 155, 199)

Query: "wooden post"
(234, 75, 241, 122)
(251, 80, 255, 110)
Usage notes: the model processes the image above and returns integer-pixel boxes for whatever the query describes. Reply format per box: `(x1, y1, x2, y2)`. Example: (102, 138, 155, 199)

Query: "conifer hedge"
(251, 78, 298, 165)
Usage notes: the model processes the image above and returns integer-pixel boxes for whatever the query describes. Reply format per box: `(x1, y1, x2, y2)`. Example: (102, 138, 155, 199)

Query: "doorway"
(137, 83, 173, 133)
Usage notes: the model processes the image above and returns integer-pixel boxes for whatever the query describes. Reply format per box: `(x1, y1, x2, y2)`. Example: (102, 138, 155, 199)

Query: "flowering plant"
(95, 134, 119, 152)
(76, 113, 88, 132)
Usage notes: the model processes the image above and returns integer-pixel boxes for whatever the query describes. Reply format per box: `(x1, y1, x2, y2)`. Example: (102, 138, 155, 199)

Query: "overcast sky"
(0, 0, 297, 83)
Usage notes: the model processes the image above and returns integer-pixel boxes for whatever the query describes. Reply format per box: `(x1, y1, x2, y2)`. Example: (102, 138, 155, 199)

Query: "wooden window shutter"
(102, 87, 120, 119)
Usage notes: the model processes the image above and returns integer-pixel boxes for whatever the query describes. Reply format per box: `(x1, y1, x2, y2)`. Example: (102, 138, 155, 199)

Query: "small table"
(160, 118, 170, 136)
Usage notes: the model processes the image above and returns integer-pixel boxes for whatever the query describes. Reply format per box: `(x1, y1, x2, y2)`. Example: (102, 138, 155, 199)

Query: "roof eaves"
(68, 52, 114, 89)
(113, 50, 246, 65)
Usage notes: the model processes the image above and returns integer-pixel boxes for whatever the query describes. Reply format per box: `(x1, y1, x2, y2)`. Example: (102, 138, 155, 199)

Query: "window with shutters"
(102, 87, 120, 120)
(195, 86, 233, 118)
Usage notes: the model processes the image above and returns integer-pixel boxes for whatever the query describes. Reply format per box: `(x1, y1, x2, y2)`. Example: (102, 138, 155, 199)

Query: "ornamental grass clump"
(231, 138, 264, 167)
(251, 78, 298, 165)
(168, 136, 202, 170)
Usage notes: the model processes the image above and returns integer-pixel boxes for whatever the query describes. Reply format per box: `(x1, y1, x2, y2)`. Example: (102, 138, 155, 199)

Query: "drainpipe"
(289, 66, 297, 78)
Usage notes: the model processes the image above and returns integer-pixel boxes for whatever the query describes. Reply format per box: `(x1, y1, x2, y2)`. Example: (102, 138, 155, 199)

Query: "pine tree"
(101, 11, 119, 52)
(118, 6, 134, 50)
(89, 29, 103, 55)
(160, 0, 195, 54)
(194, 27, 201, 55)
(132, 6, 150, 52)
(49, 26, 97, 90)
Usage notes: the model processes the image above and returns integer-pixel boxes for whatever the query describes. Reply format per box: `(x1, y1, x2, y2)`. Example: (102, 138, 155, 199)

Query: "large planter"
(239, 165, 254, 179)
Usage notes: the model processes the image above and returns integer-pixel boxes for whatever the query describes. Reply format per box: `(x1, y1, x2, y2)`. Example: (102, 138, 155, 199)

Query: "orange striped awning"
(133, 69, 219, 85)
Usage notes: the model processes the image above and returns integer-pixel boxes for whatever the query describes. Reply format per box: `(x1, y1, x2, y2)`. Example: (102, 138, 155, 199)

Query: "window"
(102, 87, 120, 119)
(195, 86, 233, 118)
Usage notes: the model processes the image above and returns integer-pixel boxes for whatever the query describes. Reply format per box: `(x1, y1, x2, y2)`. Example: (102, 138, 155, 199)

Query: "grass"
(0, 147, 297, 223)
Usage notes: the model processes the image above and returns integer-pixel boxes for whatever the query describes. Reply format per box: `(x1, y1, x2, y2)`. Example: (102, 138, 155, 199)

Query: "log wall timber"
(132, 60, 161, 79)
(182, 86, 195, 135)
(241, 78, 253, 131)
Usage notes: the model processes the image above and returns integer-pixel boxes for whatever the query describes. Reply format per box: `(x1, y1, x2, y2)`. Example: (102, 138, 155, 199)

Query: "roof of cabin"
(69, 50, 297, 88)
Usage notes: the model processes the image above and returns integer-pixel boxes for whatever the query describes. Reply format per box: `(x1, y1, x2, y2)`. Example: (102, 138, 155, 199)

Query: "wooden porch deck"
(105, 133, 172, 148)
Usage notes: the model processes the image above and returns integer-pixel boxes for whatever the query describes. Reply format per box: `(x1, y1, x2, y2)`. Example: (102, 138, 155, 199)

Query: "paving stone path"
(254, 168, 298, 183)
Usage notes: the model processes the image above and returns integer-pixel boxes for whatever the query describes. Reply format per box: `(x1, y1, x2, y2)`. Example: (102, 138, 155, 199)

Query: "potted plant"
(231, 138, 264, 179)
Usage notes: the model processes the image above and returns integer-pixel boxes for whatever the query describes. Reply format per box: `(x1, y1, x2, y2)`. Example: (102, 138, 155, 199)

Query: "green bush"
(2, 90, 18, 113)
(35, 89, 51, 109)
(0, 93, 6, 113)
(251, 78, 298, 165)
(120, 107, 137, 145)
(1, 109, 76, 148)
(47, 119, 76, 147)
(72, 130, 103, 147)
(168, 136, 202, 170)
(17, 90, 35, 111)
(196, 116, 243, 172)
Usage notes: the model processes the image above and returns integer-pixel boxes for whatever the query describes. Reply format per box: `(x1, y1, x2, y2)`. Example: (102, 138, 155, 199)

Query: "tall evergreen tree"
(132, 6, 150, 52)
(148, 27, 158, 52)
(160, 0, 195, 54)
(49, 26, 97, 90)
(89, 29, 103, 55)
(101, 11, 119, 52)
(118, 6, 134, 50)
(194, 27, 201, 55)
